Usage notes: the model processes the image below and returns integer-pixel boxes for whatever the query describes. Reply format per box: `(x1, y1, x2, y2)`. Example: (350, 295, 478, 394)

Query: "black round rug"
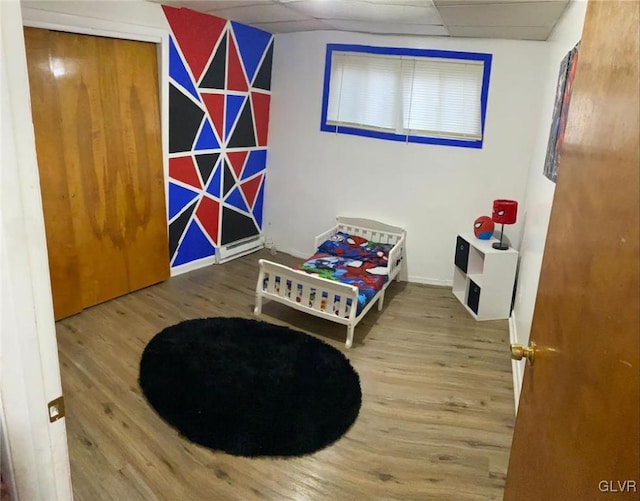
(139, 317, 362, 457)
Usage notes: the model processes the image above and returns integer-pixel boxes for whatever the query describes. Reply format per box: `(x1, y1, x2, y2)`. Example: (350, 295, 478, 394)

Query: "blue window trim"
(320, 44, 493, 149)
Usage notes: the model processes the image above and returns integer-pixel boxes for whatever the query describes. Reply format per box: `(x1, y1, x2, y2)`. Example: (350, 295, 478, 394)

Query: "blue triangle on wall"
(253, 180, 265, 229)
(169, 37, 200, 102)
(168, 182, 200, 220)
(225, 95, 244, 141)
(194, 118, 220, 151)
(225, 186, 249, 213)
(241, 149, 267, 180)
(206, 160, 222, 199)
(230, 22, 272, 84)
(172, 219, 215, 266)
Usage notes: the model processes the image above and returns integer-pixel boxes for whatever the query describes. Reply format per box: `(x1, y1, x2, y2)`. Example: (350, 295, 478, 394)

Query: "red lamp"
(492, 199, 518, 250)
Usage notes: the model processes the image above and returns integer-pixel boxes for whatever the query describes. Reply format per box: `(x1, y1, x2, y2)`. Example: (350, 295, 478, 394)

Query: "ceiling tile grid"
(152, 0, 571, 41)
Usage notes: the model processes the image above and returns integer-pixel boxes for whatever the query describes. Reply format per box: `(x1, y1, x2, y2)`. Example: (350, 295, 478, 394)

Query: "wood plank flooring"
(56, 249, 515, 500)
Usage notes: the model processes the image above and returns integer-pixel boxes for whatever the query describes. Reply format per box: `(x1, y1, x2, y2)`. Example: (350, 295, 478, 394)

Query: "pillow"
(317, 231, 393, 266)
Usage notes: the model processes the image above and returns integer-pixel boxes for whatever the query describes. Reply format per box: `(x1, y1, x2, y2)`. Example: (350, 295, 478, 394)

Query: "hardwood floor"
(56, 249, 515, 500)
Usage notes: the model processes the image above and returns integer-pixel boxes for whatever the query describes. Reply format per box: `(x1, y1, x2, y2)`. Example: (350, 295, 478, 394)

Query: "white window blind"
(328, 53, 402, 131)
(402, 58, 484, 139)
(327, 51, 485, 141)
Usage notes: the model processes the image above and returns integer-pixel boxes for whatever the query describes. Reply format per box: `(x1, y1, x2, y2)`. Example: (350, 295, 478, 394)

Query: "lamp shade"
(492, 199, 518, 225)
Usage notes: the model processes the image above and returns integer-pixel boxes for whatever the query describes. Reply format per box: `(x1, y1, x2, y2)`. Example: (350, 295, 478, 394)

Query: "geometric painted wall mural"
(163, 6, 273, 268)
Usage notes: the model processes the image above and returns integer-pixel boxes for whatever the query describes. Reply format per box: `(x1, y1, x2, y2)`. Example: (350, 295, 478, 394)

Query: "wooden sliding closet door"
(24, 27, 84, 319)
(24, 28, 169, 319)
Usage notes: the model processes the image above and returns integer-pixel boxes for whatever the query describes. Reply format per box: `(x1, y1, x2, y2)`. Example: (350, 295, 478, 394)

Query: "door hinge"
(48, 396, 65, 423)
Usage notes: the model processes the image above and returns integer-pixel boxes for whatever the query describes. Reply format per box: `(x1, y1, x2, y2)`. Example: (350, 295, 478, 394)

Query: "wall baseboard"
(170, 255, 217, 277)
(273, 247, 313, 260)
(407, 275, 452, 287)
(509, 312, 524, 415)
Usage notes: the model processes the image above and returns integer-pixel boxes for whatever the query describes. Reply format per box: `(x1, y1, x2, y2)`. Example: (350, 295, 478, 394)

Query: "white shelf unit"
(452, 233, 518, 320)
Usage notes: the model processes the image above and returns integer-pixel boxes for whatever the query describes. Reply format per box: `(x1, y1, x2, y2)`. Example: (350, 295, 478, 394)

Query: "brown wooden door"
(504, 1, 639, 499)
(24, 28, 169, 319)
(24, 27, 84, 319)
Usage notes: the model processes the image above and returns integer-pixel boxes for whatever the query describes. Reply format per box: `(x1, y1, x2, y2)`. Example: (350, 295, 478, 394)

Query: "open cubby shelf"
(452, 233, 518, 321)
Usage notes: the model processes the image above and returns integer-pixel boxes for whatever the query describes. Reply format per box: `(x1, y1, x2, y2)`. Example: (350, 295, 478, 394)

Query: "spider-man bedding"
(298, 232, 394, 314)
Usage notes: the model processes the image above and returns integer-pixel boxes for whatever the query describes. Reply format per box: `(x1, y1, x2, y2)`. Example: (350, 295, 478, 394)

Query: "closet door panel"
(23, 27, 83, 320)
(62, 32, 132, 308)
(112, 38, 170, 292)
(25, 28, 169, 314)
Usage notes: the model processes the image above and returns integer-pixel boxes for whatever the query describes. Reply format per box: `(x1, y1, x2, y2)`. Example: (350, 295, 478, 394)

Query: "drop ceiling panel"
(326, 20, 449, 36)
(161, 0, 269, 9)
(208, 3, 310, 23)
(356, 0, 437, 5)
(251, 18, 336, 33)
(144, 0, 571, 40)
(447, 25, 552, 40)
(285, 0, 443, 25)
(436, 1, 569, 27)
(434, 0, 565, 4)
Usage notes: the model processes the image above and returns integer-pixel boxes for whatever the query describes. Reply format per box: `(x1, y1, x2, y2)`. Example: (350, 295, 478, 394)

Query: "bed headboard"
(336, 216, 405, 245)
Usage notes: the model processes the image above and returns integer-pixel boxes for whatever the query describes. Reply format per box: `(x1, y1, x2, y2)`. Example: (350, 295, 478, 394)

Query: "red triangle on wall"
(240, 174, 263, 209)
(201, 93, 225, 143)
(169, 155, 201, 189)
(227, 151, 248, 179)
(227, 37, 248, 92)
(251, 92, 271, 147)
(195, 195, 220, 245)
(163, 6, 227, 82)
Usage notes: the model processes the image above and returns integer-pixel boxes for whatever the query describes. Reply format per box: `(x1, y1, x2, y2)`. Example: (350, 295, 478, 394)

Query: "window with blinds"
(321, 44, 492, 148)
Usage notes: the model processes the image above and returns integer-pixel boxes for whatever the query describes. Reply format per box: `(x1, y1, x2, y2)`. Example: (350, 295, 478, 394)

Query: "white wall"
(512, 1, 587, 346)
(509, 0, 586, 411)
(264, 30, 551, 284)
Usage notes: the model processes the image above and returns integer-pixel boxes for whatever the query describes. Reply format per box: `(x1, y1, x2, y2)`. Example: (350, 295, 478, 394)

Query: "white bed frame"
(254, 217, 406, 348)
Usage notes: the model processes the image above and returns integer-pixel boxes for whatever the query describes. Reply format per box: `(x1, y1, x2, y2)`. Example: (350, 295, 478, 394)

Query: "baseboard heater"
(216, 234, 265, 264)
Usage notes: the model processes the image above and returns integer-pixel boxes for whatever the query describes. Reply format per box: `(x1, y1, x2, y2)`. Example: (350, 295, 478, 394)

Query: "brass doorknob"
(511, 341, 537, 365)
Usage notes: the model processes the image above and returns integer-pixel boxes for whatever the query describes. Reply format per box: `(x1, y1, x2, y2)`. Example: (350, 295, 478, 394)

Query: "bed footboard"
(256, 217, 405, 348)
(254, 259, 361, 347)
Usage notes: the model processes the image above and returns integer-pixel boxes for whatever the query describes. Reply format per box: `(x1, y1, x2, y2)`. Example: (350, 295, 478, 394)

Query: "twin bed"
(254, 217, 406, 348)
